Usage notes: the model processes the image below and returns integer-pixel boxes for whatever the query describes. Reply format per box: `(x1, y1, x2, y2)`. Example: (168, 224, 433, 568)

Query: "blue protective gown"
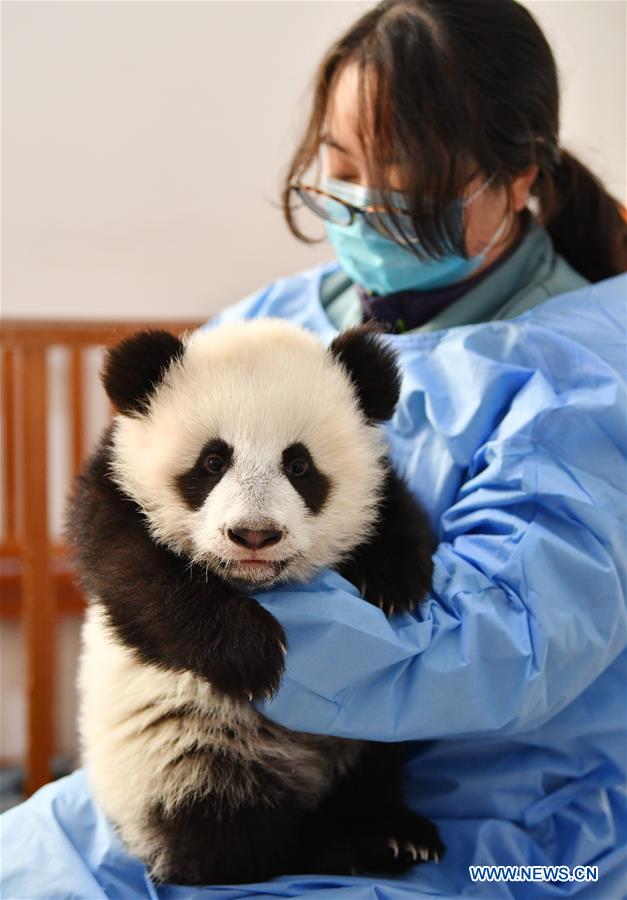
(1, 264, 626, 899)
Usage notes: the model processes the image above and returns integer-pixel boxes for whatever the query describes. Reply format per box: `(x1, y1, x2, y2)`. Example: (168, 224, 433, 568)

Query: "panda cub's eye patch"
(282, 442, 330, 514)
(177, 438, 234, 510)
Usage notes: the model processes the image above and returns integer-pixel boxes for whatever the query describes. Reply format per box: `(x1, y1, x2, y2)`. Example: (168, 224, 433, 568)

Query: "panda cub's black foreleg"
(338, 464, 438, 617)
(68, 434, 287, 702)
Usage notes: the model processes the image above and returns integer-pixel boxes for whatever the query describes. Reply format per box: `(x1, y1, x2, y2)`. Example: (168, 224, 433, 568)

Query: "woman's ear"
(102, 330, 184, 415)
(328, 324, 401, 421)
(512, 164, 539, 211)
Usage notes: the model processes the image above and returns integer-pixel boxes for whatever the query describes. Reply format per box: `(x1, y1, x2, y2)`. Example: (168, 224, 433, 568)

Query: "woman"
(2, 2, 625, 898)
(208, 1, 627, 896)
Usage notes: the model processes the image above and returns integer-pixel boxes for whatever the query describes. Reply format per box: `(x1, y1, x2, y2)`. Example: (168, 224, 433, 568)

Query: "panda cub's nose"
(228, 527, 283, 550)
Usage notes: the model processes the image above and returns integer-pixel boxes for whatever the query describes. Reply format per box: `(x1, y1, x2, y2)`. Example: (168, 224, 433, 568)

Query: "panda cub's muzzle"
(219, 523, 295, 586)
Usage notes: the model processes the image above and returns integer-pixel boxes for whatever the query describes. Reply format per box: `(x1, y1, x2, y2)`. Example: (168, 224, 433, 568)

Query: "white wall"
(526, 0, 625, 206)
(1, 0, 625, 764)
(2, 1, 371, 322)
(2, 0, 625, 323)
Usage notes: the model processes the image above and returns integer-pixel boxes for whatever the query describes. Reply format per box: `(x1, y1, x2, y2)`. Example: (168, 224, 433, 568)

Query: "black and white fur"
(68, 318, 443, 885)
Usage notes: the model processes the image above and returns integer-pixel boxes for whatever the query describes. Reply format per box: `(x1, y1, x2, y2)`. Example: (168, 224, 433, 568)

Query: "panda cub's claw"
(403, 840, 418, 861)
(386, 836, 433, 864)
(346, 561, 429, 619)
(367, 590, 414, 619)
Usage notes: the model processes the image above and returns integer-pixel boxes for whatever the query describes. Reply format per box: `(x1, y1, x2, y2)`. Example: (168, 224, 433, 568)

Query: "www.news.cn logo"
(469, 865, 598, 883)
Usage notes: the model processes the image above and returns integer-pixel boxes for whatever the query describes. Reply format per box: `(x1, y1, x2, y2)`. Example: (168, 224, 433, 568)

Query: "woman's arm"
(253, 348, 627, 741)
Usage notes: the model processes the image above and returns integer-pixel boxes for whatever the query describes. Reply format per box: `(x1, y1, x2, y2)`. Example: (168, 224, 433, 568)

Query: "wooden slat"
(69, 349, 84, 476)
(20, 346, 54, 795)
(0, 318, 202, 788)
(1, 348, 18, 544)
(1, 319, 202, 348)
(0, 557, 85, 618)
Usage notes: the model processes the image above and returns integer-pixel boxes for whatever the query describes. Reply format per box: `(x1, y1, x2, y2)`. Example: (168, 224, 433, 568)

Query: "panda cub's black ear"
(328, 323, 402, 422)
(102, 329, 184, 415)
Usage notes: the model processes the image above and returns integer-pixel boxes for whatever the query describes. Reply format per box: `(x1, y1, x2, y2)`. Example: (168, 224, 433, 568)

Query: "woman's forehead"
(323, 62, 484, 197)
(324, 64, 369, 164)
(323, 65, 414, 193)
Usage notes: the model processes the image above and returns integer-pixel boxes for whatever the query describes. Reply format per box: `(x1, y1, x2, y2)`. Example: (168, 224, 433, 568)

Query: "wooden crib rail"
(1, 318, 201, 795)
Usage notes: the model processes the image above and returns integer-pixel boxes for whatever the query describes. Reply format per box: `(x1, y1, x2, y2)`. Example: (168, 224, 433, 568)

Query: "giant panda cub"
(68, 318, 444, 886)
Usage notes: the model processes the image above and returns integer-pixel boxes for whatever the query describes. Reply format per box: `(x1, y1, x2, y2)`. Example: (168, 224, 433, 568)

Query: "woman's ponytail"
(536, 148, 627, 283)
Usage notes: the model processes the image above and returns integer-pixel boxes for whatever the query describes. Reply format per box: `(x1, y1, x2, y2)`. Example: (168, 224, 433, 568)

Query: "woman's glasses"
(289, 181, 417, 243)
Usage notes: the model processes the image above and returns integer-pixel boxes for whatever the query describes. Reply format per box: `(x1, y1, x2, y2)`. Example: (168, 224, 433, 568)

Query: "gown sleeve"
(249, 279, 627, 742)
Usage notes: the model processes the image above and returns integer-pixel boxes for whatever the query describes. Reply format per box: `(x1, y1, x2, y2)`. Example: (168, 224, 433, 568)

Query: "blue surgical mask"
(323, 176, 510, 296)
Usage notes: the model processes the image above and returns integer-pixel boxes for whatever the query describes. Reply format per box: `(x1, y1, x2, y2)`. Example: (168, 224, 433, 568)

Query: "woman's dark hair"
(282, 0, 626, 283)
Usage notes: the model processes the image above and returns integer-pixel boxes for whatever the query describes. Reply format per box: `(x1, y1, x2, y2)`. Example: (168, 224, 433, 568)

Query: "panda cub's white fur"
(70, 317, 442, 884)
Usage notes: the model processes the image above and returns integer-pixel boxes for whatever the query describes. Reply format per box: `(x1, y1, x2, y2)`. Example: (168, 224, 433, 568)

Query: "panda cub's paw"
(359, 552, 433, 618)
(340, 526, 435, 618)
(206, 597, 287, 703)
(314, 808, 445, 875)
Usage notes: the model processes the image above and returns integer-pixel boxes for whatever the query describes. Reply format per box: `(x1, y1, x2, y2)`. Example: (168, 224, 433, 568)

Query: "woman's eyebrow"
(321, 133, 352, 155)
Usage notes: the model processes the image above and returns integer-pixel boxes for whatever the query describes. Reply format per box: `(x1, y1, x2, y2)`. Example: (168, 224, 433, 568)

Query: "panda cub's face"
(105, 319, 399, 588)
